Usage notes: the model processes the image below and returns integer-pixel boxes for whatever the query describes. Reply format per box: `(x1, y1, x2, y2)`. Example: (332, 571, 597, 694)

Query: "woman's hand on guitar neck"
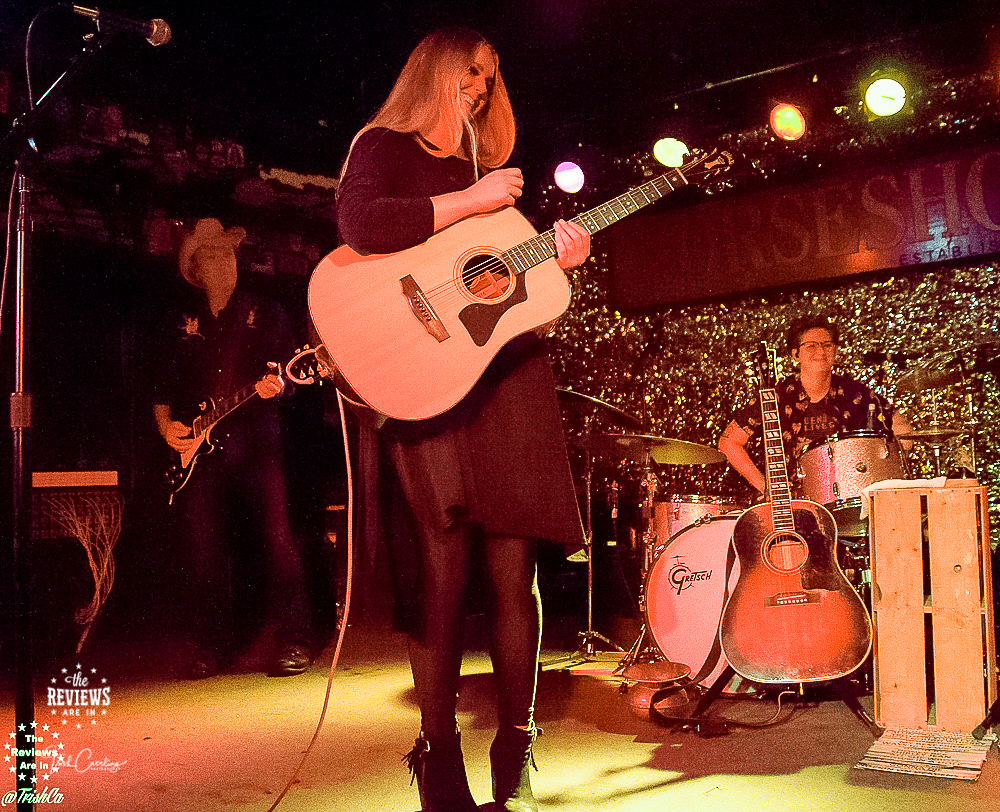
(553, 218, 590, 270)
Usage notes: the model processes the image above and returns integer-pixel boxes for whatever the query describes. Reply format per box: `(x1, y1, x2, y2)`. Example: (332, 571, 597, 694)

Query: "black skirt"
(360, 334, 585, 633)
(382, 334, 584, 549)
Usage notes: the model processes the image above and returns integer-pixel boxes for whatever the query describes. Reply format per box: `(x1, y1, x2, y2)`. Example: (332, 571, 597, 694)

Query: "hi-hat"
(897, 426, 966, 444)
(556, 388, 642, 430)
(580, 433, 726, 465)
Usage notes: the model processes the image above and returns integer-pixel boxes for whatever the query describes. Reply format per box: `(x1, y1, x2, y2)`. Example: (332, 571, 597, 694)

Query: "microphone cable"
(263, 385, 356, 812)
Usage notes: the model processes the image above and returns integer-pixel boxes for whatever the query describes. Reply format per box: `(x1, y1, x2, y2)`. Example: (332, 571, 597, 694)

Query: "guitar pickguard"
(458, 281, 528, 346)
(455, 250, 525, 347)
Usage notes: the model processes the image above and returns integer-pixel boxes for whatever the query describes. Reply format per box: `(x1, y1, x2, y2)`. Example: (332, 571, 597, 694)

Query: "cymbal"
(650, 438, 727, 465)
(620, 659, 691, 683)
(556, 388, 642, 430)
(896, 426, 966, 444)
(580, 433, 726, 465)
(896, 365, 963, 393)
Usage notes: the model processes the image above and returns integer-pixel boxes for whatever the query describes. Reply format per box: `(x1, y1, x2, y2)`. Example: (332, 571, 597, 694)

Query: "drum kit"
(554, 342, 994, 705)
(556, 387, 745, 693)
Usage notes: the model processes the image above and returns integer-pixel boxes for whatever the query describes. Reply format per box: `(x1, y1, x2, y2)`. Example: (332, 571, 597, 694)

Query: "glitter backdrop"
(528, 59, 1000, 547)
(547, 250, 1000, 545)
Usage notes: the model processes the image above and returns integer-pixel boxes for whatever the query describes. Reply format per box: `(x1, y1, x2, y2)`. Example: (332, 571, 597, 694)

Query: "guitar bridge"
(400, 274, 449, 342)
(764, 591, 821, 607)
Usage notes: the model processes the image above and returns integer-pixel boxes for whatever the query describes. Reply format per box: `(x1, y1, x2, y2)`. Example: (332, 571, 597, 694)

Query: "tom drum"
(653, 495, 744, 544)
(797, 431, 907, 537)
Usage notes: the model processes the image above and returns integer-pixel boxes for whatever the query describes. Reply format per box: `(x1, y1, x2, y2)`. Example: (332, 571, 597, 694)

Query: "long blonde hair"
(341, 28, 515, 180)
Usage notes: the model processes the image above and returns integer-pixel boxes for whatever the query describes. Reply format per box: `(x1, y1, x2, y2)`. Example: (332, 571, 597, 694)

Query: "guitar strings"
(419, 170, 688, 306)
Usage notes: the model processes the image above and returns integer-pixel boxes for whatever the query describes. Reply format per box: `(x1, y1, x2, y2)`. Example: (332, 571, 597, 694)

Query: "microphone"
(70, 4, 172, 47)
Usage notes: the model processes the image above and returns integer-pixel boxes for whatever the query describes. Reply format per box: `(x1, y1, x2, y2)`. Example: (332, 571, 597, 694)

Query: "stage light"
(862, 69, 911, 119)
(554, 161, 585, 193)
(769, 102, 806, 141)
(652, 137, 688, 167)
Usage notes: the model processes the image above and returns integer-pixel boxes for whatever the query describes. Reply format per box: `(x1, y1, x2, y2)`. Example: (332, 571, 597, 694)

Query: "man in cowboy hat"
(153, 218, 312, 679)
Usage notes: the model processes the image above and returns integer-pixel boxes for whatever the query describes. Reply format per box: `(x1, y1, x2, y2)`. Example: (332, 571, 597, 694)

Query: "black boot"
(490, 724, 540, 812)
(403, 732, 478, 812)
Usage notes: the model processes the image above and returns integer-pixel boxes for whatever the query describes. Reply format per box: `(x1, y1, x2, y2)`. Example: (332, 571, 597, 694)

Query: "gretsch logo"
(668, 556, 713, 595)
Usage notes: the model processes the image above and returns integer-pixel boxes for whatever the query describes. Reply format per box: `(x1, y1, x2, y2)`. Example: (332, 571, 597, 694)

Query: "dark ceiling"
(2, 1, 998, 183)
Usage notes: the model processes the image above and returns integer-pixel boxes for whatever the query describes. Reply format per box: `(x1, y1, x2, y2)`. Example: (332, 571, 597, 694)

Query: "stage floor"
(3, 621, 999, 812)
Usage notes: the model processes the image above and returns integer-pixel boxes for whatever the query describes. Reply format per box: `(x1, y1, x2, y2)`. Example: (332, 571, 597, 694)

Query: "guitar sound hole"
(762, 532, 808, 574)
(461, 253, 513, 301)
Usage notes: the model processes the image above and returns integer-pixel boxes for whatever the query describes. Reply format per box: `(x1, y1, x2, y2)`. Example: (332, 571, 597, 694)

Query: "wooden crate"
(869, 482, 996, 732)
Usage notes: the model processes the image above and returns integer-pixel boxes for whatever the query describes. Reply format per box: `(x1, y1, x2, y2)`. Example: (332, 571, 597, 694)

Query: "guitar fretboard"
(760, 389, 796, 531)
(191, 381, 259, 436)
(502, 168, 688, 275)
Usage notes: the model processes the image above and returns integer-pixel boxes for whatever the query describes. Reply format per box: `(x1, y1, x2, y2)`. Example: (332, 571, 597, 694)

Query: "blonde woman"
(335, 27, 590, 812)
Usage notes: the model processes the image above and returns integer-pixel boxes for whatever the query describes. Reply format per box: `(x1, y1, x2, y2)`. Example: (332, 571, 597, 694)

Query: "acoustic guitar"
(308, 149, 732, 420)
(718, 343, 872, 683)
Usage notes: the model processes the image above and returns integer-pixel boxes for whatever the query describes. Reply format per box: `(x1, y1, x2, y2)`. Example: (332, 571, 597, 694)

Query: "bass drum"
(644, 514, 743, 690)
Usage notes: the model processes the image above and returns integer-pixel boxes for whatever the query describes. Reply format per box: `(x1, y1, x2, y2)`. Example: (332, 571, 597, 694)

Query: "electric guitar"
(308, 149, 732, 420)
(165, 344, 332, 502)
(718, 343, 872, 683)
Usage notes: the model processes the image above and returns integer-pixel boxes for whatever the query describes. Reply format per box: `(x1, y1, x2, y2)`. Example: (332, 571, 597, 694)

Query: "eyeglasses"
(799, 341, 837, 351)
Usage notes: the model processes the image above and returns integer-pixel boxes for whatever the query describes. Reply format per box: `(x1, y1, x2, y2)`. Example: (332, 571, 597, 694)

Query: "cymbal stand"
(576, 446, 621, 657)
(615, 449, 670, 675)
(927, 392, 947, 477)
(960, 370, 979, 475)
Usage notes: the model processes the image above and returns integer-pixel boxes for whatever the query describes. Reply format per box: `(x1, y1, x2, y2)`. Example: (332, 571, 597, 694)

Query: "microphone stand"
(3, 28, 115, 812)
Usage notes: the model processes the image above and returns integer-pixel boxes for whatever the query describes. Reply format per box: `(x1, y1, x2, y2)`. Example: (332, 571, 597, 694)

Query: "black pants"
(177, 419, 310, 656)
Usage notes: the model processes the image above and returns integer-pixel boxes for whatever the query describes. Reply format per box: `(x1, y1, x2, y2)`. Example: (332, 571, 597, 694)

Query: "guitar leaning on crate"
(308, 148, 733, 420)
(718, 343, 872, 684)
(164, 344, 332, 502)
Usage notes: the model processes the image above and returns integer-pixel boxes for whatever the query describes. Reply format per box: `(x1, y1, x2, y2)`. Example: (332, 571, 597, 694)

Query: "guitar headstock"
(286, 344, 335, 385)
(756, 341, 779, 391)
(680, 148, 735, 184)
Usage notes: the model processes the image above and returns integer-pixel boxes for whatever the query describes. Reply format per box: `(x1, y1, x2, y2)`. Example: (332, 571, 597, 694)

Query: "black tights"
(409, 527, 541, 740)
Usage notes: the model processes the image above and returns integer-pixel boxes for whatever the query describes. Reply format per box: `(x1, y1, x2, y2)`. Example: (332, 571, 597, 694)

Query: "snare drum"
(798, 431, 907, 537)
(653, 495, 744, 543)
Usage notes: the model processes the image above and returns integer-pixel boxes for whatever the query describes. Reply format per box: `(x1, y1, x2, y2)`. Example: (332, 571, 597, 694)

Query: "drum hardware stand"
(577, 435, 622, 658)
(657, 663, 882, 737)
(614, 450, 689, 684)
(542, 438, 621, 670)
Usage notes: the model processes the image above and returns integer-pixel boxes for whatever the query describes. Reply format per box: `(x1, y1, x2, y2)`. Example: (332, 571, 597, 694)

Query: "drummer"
(718, 315, 913, 499)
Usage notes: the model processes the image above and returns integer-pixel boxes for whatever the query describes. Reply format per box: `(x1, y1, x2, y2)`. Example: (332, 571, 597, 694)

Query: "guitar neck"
(502, 167, 689, 275)
(191, 380, 260, 437)
(760, 389, 796, 531)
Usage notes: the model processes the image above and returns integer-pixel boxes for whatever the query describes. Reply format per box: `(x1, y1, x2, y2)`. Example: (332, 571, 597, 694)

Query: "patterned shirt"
(732, 372, 895, 471)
